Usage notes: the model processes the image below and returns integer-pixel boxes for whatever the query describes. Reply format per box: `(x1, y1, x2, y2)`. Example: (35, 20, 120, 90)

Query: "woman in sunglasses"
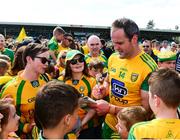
(0, 43, 51, 138)
(58, 50, 101, 139)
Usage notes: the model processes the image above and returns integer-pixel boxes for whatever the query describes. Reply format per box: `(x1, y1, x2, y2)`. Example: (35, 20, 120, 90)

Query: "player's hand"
(94, 99, 110, 116)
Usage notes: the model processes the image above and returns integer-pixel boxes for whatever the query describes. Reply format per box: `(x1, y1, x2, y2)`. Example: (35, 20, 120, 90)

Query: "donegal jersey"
(128, 118, 180, 139)
(105, 51, 157, 131)
(80, 45, 89, 55)
(0, 76, 13, 91)
(57, 44, 70, 53)
(0, 71, 50, 135)
(58, 75, 97, 128)
(85, 53, 108, 67)
(48, 37, 58, 51)
(58, 75, 96, 97)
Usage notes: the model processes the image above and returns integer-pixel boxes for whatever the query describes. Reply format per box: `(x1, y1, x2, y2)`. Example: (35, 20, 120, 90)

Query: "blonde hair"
(117, 106, 147, 131)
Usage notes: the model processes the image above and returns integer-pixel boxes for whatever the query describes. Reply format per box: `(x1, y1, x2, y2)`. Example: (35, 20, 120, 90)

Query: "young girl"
(58, 50, 100, 139)
(0, 102, 20, 139)
(55, 50, 67, 77)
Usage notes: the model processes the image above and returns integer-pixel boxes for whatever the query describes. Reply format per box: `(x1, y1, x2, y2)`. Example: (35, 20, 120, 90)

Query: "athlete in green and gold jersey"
(106, 51, 157, 131)
(93, 18, 157, 139)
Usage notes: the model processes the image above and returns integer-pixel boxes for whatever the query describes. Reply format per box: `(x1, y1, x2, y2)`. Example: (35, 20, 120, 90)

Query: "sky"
(0, 0, 180, 29)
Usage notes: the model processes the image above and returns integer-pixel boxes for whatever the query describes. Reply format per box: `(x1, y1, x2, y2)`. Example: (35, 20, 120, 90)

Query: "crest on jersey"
(79, 86, 85, 92)
(31, 80, 40, 87)
(131, 73, 139, 82)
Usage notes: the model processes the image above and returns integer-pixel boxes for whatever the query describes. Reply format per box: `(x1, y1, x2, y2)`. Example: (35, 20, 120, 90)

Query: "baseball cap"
(65, 50, 84, 63)
(157, 51, 177, 62)
(171, 42, 176, 46)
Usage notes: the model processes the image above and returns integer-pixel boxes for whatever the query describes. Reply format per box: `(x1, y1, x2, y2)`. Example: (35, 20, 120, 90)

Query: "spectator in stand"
(0, 34, 14, 64)
(128, 68, 180, 139)
(157, 51, 176, 70)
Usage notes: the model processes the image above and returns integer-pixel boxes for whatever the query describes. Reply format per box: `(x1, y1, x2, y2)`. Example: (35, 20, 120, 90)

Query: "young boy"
(34, 80, 80, 139)
(116, 106, 147, 139)
(128, 68, 180, 139)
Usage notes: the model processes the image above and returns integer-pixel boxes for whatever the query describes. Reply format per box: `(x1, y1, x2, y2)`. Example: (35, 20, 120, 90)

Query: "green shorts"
(102, 122, 120, 139)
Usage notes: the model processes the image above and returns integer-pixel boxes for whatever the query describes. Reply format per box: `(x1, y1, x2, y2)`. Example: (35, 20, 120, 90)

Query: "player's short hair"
(112, 18, 140, 41)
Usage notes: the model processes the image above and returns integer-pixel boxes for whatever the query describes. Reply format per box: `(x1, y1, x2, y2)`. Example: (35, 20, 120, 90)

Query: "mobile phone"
(82, 96, 97, 104)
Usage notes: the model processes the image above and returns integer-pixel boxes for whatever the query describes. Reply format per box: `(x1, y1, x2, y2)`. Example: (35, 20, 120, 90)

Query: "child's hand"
(92, 84, 106, 100)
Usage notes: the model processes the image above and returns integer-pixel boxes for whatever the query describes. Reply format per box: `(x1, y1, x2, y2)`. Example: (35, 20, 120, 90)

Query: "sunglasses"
(61, 55, 66, 59)
(70, 57, 84, 65)
(143, 45, 150, 48)
(90, 43, 99, 46)
(35, 56, 50, 64)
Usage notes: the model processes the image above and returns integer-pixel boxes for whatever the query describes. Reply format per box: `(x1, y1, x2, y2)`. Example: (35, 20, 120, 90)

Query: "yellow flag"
(16, 27, 27, 42)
